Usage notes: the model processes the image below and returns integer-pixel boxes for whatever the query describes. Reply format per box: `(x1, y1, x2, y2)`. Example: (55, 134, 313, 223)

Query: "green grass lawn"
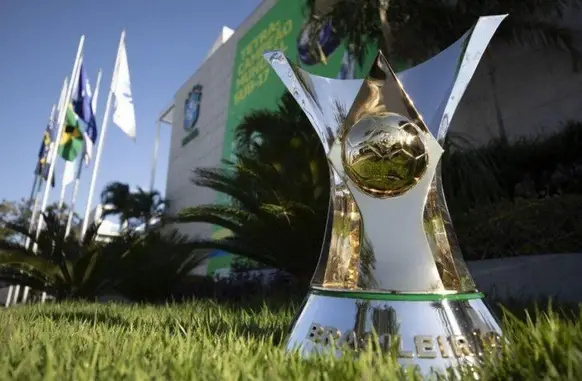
(0, 299, 581, 380)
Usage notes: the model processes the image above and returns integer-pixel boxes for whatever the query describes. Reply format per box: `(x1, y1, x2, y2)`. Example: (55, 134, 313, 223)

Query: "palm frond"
(179, 87, 330, 284)
(70, 249, 101, 290)
(184, 236, 272, 265)
(0, 239, 34, 256)
(175, 205, 253, 234)
(0, 266, 61, 295)
(0, 251, 61, 274)
(82, 222, 102, 247)
(0, 251, 64, 294)
(192, 167, 264, 211)
(3, 221, 38, 243)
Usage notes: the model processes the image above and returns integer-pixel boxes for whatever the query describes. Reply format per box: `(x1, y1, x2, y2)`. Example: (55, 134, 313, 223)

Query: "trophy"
(264, 15, 508, 375)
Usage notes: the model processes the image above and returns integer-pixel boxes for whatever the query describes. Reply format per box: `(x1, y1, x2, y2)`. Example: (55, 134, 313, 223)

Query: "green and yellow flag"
(58, 103, 85, 162)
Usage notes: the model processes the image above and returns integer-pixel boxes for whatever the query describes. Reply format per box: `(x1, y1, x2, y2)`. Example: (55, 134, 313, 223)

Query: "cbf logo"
(182, 84, 202, 146)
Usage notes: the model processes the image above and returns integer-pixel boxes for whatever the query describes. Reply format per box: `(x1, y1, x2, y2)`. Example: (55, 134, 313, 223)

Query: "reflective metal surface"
(264, 14, 507, 371)
(264, 15, 507, 294)
(288, 292, 502, 377)
(342, 113, 429, 198)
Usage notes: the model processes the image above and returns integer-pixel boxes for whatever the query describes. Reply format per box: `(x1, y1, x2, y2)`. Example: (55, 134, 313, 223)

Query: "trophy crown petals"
(263, 51, 364, 153)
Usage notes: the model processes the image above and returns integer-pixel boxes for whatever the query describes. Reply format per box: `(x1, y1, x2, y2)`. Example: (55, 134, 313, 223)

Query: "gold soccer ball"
(341, 113, 429, 198)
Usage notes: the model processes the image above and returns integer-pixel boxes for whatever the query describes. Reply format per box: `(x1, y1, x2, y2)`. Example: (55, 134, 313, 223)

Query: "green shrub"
(444, 120, 582, 212)
(441, 121, 582, 259)
(454, 195, 582, 260)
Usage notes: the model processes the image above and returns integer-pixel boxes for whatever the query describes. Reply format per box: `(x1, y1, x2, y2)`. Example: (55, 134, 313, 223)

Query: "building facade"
(159, 0, 582, 276)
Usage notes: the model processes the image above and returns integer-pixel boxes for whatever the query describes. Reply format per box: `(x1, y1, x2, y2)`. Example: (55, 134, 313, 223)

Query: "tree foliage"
(0, 199, 80, 242)
(0, 208, 207, 301)
(303, 0, 582, 68)
(100, 183, 167, 231)
(175, 92, 330, 286)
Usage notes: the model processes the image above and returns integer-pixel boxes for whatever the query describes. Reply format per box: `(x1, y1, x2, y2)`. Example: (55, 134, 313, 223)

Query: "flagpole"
(25, 101, 61, 250)
(11, 285, 20, 305)
(80, 30, 125, 240)
(11, 175, 38, 305)
(64, 68, 103, 238)
(34, 35, 85, 246)
(26, 176, 43, 244)
(4, 285, 13, 307)
(150, 121, 161, 193)
(20, 97, 63, 305)
(20, 79, 68, 305)
(23, 174, 40, 247)
(57, 55, 84, 214)
(18, 173, 44, 304)
(57, 173, 68, 210)
(27, 175, 39, 219)
(20, 90, 65, 306)
(19, 99, 60, 305)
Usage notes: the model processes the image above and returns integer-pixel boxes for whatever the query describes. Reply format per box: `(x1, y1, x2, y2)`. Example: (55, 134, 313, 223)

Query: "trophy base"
(286, 288, 502, 377)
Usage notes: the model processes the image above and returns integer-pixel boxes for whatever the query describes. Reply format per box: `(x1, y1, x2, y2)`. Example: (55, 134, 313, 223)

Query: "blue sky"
(0, 0, 261, 213)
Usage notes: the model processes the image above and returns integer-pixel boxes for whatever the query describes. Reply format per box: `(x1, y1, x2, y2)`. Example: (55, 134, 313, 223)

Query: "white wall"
(164, 0, 277, 242)
(450, 42, 582, 146)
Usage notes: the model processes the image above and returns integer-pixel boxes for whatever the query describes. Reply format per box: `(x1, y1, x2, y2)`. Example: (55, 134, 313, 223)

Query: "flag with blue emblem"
(35, 117, 56, 187)
(73, 64, 97, 165)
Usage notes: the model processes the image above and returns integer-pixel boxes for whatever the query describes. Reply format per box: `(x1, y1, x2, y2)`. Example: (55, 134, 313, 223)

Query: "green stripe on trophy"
(311, 288, 485, 302)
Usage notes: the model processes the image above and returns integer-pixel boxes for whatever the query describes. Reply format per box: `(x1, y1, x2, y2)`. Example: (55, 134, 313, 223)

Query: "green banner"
(208, 0, 375, 275)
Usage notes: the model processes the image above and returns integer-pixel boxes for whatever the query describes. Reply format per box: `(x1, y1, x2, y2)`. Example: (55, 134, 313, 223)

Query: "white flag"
(63, 160, 76, 186)
(112, 39, 136, 140)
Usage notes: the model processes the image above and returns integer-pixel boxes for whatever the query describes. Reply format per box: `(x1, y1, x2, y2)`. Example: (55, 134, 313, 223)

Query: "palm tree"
(0, 199, 79, 243)
(109, 229, 209, 302)
(0, 200, 20, 241)
(304, 0, 582, 140)
(175, 92, 330, 286)
(0, 210, 107, 299)
(0, 210, 206, 301)
(100, 182, 133, 227)
(100, 182, 167, 231)
(131, 187, 166, 232)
